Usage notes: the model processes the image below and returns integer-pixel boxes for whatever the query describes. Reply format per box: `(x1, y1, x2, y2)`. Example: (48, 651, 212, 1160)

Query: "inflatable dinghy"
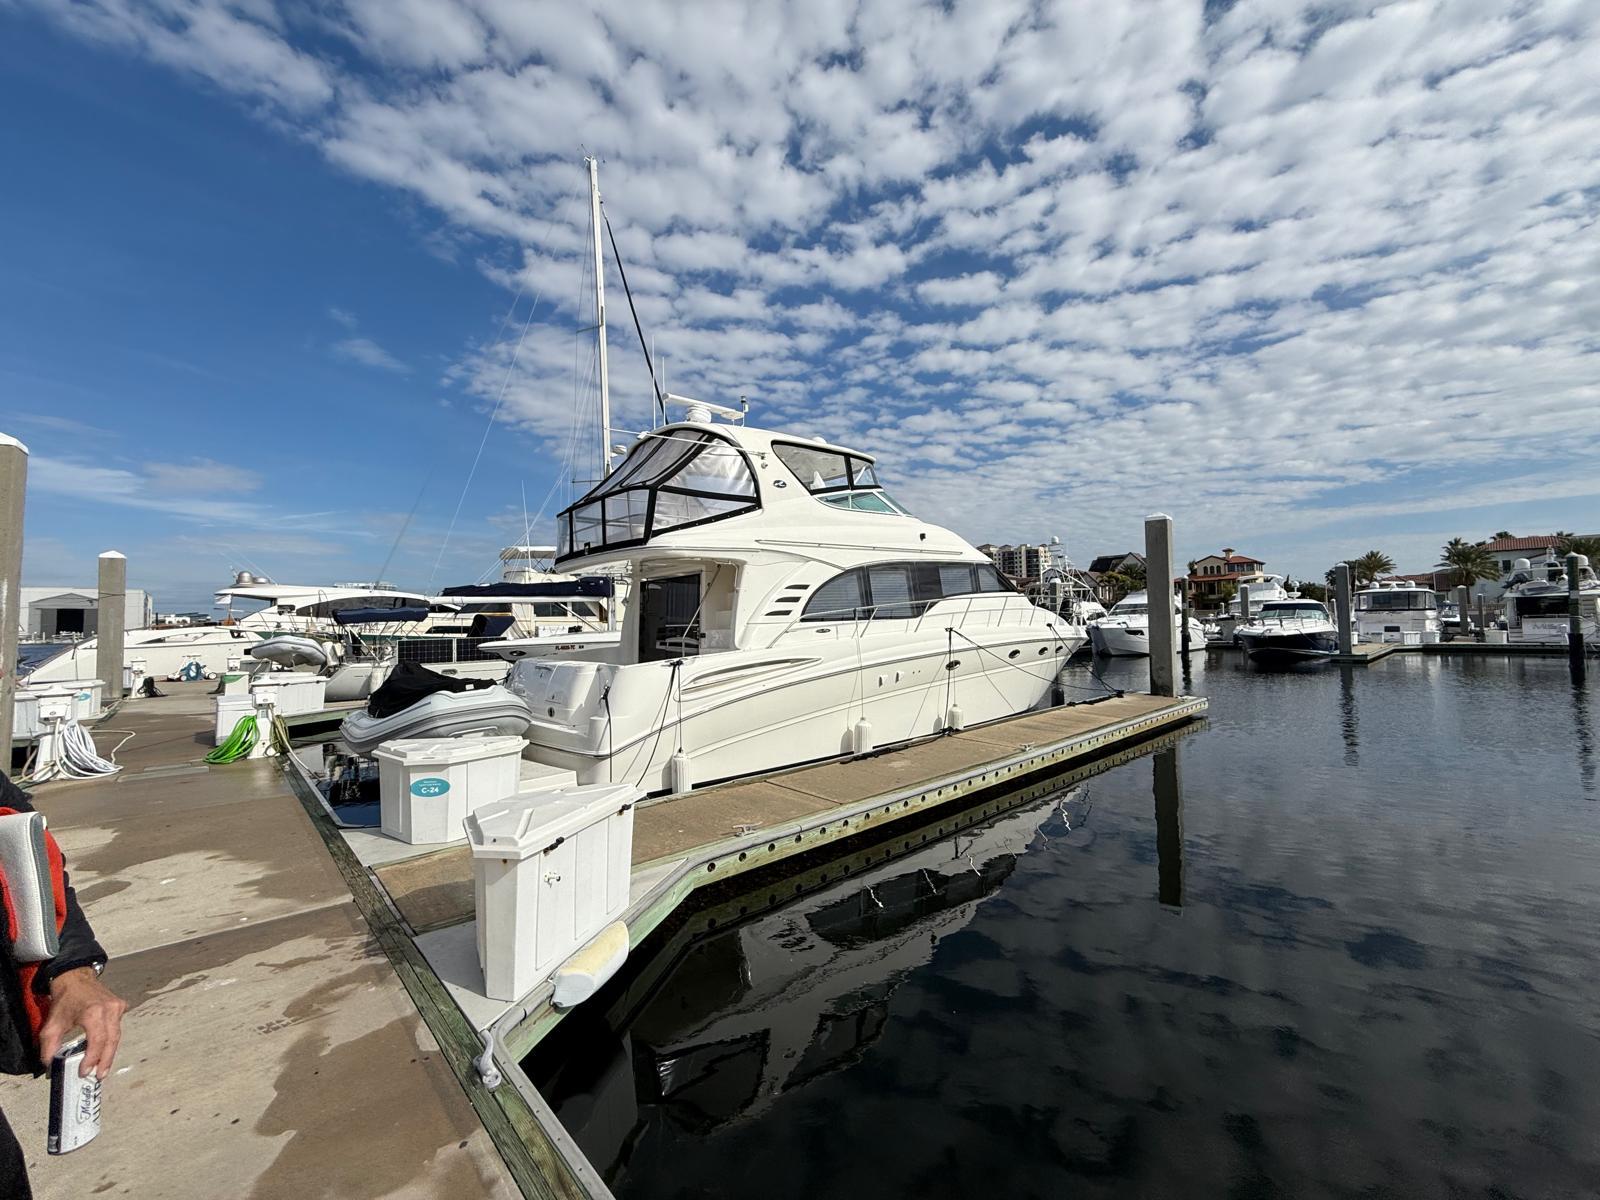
(338, 662, 533, 756)
(248, 635, 329, 670)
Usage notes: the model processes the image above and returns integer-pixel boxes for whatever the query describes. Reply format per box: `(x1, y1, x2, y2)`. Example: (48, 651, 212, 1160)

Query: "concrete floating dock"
(7, 682, 1204, 1199)
(0, 683, 518, 1199)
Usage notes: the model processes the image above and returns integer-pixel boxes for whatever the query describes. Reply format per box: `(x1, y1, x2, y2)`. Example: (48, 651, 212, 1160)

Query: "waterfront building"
(1185, 549, 1267, 603)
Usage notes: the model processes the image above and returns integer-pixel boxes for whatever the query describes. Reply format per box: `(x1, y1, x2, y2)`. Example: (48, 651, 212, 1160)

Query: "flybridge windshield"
(1357, 591, 1437, 611)
(772, 441, 913, 516)
(557, 431, 758, 560)
(772, 443, 878, 493)
(1260, 602, 1327, 617)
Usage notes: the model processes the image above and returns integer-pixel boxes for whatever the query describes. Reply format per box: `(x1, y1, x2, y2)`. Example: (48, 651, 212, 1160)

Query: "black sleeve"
(0, 771, 110, 991)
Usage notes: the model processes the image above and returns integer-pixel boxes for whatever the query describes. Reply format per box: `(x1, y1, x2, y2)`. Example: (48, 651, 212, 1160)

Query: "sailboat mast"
(586, 156, 613, 478)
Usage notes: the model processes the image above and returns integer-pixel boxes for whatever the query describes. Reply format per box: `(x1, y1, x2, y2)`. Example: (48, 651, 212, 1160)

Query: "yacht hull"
(1238, 629, 1338, 665)
(513, 627, 1083, 794)
(1089, 621, 1208, 657)
(24, 626, 264, 685)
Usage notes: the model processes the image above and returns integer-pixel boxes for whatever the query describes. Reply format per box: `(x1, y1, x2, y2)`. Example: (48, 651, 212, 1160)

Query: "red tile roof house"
(1185, 549, 1266, 607)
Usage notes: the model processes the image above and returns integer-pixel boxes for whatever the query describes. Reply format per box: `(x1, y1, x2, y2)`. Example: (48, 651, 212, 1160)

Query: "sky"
(1, 0, 1597, 612)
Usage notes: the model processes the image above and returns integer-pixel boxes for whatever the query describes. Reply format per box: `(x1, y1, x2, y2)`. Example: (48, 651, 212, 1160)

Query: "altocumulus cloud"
(20, 0, 1600, 567)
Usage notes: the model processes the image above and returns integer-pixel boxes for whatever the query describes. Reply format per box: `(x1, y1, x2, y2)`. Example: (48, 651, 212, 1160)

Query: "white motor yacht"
(1229, 572, 1291, 617)
(22, 624, 265, 685)
(1353, 580, 1440, 643)
(1087, 591, 1207, 657)
(1501, 554, 1600, 644)
(215, 574, 439, 635)
(510, 404, 1087, 794)
(1236, 598, 1341, 666)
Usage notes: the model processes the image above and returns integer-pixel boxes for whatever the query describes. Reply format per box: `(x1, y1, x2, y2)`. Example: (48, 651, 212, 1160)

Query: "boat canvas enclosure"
(556, 430, 758, 562)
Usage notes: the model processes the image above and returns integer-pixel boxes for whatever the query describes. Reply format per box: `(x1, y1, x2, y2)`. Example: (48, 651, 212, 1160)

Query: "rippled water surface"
(528, 653, 1600, 1198)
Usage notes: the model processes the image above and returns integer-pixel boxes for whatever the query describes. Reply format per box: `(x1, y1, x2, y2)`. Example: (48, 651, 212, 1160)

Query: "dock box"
(466, 784, 639, 1002)
(374, 735, 525, 844)
(214, 694, 257, 745)
(13, 693, 40, 740)
(250, 672, 327, 718)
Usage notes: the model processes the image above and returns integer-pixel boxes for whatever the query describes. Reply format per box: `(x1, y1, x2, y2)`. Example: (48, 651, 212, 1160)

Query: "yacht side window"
(801, 570, 866, 621)
(866, 566, 916, 619)
(800, 560, 1002, 622)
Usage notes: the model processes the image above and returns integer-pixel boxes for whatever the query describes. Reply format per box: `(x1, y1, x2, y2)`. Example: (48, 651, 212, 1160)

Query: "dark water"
(528, 653, 1600, 1199)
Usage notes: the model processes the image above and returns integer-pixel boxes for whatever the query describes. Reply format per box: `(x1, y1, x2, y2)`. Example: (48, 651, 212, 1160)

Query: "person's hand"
(40, 967, 127, 1079)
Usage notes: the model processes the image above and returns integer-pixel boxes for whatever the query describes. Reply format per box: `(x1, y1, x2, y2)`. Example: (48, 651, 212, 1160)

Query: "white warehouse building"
(19, 585, 153, 639)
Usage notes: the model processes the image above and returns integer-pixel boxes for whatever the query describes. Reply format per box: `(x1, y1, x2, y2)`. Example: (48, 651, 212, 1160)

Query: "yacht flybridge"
(1354, 580, 1440, 643)
(510, 408, 1088, 793)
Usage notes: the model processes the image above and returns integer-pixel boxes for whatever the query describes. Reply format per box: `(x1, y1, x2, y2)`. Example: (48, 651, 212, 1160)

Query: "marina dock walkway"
(0, 683, 518, 1200)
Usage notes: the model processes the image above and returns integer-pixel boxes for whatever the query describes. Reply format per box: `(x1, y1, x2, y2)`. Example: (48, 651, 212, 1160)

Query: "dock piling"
(0, 433, 26, 764)
(1153, 744, 1183, 907)
(1144, 514, 1177, 697)
(1239, 584, 1251, 624)
(1334, 563, 1354, 655)
(1476, 594, 1488, 639)
(1456, 585, 1471, 639)
(1568, 553, 1586, 681)
(98, 550, 128, 701)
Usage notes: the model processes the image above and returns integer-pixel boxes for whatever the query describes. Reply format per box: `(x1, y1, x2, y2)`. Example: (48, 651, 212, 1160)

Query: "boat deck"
(0, 683, 518, 1200)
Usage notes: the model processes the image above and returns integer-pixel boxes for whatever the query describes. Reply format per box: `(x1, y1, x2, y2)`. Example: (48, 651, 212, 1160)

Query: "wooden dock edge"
(498, 694, 1208, 1057)
(279, 759, 598, 1200)
(284, 692, 1206, 1199)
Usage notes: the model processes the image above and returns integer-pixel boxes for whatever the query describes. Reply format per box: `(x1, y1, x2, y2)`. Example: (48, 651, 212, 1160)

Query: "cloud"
(144, 459, 263, 495)
(332, 336, 409, 373)
(29, 457, 267, 523)
(15, 0, 1600, 581)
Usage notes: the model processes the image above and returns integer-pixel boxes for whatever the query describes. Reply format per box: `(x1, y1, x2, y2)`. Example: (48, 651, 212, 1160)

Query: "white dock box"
(466, 784, 639, 1002)
(250, 672, 327, 717)
(214, 695, 257, 745)
(13, 692, 41, 740)
(374, 736, 525, 844)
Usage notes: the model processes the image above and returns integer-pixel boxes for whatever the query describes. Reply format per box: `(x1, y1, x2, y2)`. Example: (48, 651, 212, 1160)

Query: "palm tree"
(1437, 537, 1499, 589)
(1351, 550, 1395, 587)
(1557, 533, 1600, 560)
(1490, 530, 1513, 540)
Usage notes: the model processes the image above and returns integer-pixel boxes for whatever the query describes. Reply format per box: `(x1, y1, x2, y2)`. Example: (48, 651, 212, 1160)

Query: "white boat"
(1236, 599, 1341, 665)
(23, 624, 265, 685)
(1353, 580, 1440, 644)
(248, 635, 330, 669)
(1087, 591, 1207, 657)
(1228, 572, 1291, 617)
(215, 573, 440, 636)
(337, 663, 534, 756)
(1501, 554, 1600, 644)
(510, 403, 1087, 794)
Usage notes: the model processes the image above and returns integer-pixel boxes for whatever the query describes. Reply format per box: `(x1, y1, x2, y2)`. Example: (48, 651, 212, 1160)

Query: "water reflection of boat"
(535, 791, 1080, 1171)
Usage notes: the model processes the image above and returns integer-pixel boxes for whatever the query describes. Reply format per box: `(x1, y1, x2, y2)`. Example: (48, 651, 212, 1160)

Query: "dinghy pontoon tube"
(338, 662, 534, 756)
(247, 635, 330, 670)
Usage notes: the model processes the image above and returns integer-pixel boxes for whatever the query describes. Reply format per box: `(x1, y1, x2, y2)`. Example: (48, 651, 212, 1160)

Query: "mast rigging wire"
(602, 211, 666, 423)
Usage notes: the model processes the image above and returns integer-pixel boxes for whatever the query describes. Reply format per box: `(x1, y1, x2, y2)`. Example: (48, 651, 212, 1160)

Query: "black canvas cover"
(333, 605, 430, 626)
(438, 577, 613, 599)
(365, 661, 493, 719)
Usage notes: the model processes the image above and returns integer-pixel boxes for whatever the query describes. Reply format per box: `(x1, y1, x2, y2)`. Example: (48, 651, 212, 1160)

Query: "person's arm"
(0, 770, 125, 1078)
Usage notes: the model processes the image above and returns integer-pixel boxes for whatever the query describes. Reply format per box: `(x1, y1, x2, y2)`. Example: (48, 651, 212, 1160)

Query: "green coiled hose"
(205, 716, 259, 764)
